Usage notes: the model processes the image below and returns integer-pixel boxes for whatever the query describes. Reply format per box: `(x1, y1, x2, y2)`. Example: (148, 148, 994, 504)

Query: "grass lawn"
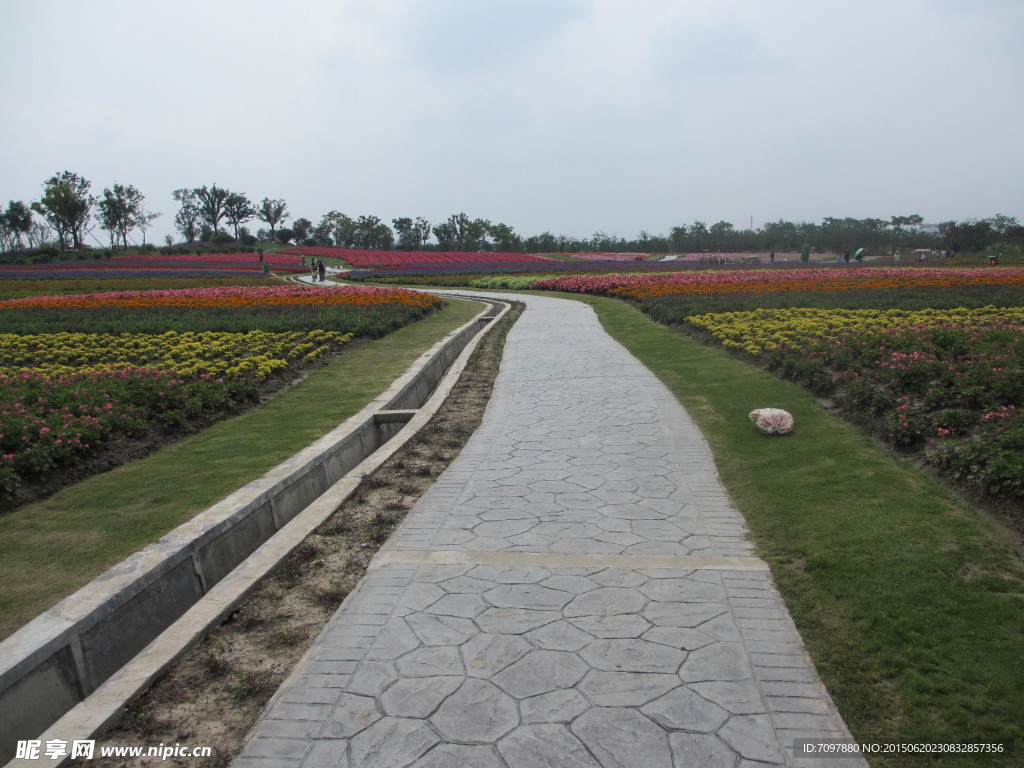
(0, 298, 483, 640)
(541, 291, 1023, 765)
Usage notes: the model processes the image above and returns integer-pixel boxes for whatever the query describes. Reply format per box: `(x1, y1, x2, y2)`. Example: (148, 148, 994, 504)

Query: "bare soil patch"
(75, 302, 523, 767)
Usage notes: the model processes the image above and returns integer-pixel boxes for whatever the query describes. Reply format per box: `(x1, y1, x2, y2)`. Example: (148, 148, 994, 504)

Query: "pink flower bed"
(0, 284, 433, 308)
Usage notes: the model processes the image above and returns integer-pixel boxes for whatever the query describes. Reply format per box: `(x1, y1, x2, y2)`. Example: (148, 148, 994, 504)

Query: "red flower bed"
(532, 267, 1024, 300)
(279, 247, 555, 269)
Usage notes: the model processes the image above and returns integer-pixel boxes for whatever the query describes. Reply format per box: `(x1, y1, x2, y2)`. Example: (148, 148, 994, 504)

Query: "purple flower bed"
(346, 261, 702, 280)
(0, 268, 276, 280)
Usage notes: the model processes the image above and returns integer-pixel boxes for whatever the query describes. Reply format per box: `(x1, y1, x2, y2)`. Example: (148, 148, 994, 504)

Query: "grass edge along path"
(546, 291, 1023, 767)
(0, 298, 483, 641)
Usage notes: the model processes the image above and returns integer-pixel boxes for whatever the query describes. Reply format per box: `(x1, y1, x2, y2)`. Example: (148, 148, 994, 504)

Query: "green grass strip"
(538, 291, 1023, 766)
(0, 299, 482, 640)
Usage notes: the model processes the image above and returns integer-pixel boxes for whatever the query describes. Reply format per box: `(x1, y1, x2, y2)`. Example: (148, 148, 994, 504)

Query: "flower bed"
(685, 306, 1024, 500)
(0, 285, 443, 496)
(0, 284, 440, 310)
(0, 252, 307, 280)
(566, 252, 652, 262)
(109, 252, 303, 266)
(0, 329, 354, 379)
(0, 277, 269, 301)
(0, 368, 264, 493)
(279, 247, 556, 269)
(0, 285, 442, 337)
(531, 266, 1024, 301)
(0, 267, 283, 280)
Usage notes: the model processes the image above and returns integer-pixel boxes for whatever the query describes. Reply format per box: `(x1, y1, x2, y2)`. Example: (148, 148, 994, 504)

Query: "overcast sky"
(2, 0, 1022, 245)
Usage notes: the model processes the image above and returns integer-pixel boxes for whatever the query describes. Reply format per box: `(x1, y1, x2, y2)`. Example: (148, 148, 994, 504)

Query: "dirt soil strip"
(74, 301, 525, 768)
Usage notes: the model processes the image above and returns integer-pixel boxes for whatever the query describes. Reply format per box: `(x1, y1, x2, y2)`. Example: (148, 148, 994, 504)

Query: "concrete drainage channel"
(0, 295, 511, 767)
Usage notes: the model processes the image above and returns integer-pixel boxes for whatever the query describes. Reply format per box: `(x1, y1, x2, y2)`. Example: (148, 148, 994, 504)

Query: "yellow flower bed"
(0, 329, 354, 380)
(687, 307, 1024, 355)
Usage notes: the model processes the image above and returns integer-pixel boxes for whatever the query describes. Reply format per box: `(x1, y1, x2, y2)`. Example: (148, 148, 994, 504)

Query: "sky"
(2, 0, 1022, 246)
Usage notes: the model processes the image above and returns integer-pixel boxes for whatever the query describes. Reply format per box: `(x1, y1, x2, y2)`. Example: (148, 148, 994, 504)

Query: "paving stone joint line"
(235, 292, 865, 768)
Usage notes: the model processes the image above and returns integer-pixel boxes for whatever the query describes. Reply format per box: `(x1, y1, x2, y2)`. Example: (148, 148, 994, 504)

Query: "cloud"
(653, 18, 786, 83)
(1, 0, 1021, 241)
(396, 0, 589, 73)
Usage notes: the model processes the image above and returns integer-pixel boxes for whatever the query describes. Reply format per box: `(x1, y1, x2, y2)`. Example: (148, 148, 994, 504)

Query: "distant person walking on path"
(317, 259, 326, 282)
(310, 259, 318, 280)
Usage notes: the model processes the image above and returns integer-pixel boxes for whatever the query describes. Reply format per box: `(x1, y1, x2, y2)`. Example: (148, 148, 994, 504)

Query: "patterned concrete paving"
(235, 293, 865, 767)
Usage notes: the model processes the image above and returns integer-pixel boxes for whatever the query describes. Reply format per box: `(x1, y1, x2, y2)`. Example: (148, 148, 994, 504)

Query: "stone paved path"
(235, 293, 866, 767)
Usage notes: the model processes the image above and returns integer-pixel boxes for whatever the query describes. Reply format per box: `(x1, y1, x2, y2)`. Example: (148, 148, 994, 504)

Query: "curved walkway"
(235, 292, 864, 767)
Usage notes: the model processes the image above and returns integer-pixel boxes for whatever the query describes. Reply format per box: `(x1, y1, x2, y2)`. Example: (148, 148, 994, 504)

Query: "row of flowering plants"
(0, 284, 442, 499)
(0, 252, 307, 281)
(108, 252, 304, 266)
(685, 306, 1024, 500)
(279, 247, 556, 269)
(0, 329, 355, 379)
(0, 369, 258, 494)
(0, 284, 441, 310)
(0, 277, 269, 301)
(530, 266, 1024, 300)
(0, 284, 442, 337)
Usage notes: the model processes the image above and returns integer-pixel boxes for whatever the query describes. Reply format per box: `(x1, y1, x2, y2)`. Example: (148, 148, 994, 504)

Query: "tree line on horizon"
(3, 171, 1022, 257)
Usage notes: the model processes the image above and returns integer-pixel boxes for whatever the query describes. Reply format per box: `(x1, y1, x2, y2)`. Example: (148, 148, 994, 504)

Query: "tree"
(96, 184, 143, 248)
(194, 184, 230, 238)
(2, 201, 33, 250)
(688, 221, 709, 251)
(392, 217, 414, 249)
(392, 217, 432, 250)
(173, 188, 202, 243)
(316, 211, 356, 247)
(489, 222, 521, 252)
(223, 192, 255, 241)
(669, 225, 690, 253)
(523, 231, 558, 253)
(709, 220, 735, 251)
(256, 197, 289, 239)
(134, 206, 161, 247)
(432, 219, 457, 250)
(760, 219, 802, 252)
(291, 217, 313, 244)
(0, 215, 13, 252)
(33, 171, 94, 250)
(354, 215, 393, 250)
(590, 231, 619, 252)
(1004, 224, 1024, 252)
(433, 213, 490, 251)
(938, 219, 995, 252)
(989, 213, 1020, 236)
